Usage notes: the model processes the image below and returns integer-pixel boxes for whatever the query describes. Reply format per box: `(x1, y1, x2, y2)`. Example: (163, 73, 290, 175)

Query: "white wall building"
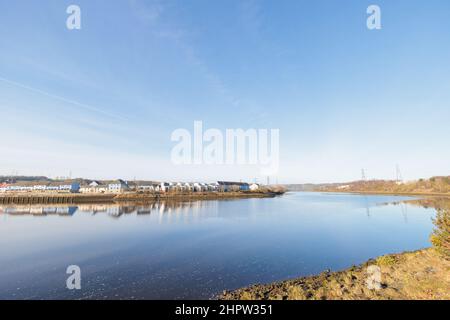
(0, 183, 80, 193)
(108, 180, 129, 193)
(137, 185, 155, 192)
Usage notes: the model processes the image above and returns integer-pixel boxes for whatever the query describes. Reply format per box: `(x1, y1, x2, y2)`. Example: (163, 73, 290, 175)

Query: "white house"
(58, 183, 80, 193)
(89, 181, 100, 187)
(137, 185, 155, 192)
(160, 182, 171, 193)
(80, 181, 108, 193)
(108, 180, 129, 193)
(175, 182, 184, 192)
(8, 186, 33, 192)
(249, 183, 260, 191)
(80, 186, 108, 193)
(184, 183, 192, 192)
(0, 183, 79, 193)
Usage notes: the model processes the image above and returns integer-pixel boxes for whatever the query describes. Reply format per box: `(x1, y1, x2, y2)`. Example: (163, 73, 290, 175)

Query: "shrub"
(376, 255, 396, 266)
(287, 285, 307, 300)
(430, 208, 450, 259)
(239, 291, 255, 300)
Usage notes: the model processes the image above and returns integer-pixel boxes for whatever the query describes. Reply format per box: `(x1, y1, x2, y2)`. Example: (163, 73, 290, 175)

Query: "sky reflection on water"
(0, 192, 436, 299)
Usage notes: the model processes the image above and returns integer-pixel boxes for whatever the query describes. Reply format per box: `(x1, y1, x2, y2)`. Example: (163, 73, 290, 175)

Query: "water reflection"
(363, 194, 370, 218)
(0, 200, 222, 223)
(0, 195, 425, 220)
(0, 201, 208, 218)
(0, 193, 442, 299)
(0, 206, 78, 216)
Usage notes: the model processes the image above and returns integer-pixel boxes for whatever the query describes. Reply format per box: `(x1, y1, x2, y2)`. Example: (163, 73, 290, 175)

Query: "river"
(0, 192, 436, 299)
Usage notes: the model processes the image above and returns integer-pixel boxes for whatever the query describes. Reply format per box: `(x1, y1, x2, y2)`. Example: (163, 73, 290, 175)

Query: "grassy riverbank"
(220, 248, 449, 300)
(285, 176, 450, 197)
(325, 191, 450, 198)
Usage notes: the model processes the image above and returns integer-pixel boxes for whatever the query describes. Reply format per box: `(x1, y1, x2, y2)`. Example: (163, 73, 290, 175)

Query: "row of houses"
(0, 179, 260, 194)
(80, 180, 130, 194)
(137, 182, 218, 193)
(134, 181, 260, 193)
(0, 180, 128, 194)
(0, 182, 81, 193)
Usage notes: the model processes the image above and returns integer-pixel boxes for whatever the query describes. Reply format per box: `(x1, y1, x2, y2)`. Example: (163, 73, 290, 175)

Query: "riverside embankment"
(220, 248, 450, 300)
(318, 190, 450, 198)
(0, 190, 283, 205)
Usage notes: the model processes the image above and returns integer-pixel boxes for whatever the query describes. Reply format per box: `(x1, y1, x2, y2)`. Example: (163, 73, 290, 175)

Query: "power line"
(396, 164, 403, 182)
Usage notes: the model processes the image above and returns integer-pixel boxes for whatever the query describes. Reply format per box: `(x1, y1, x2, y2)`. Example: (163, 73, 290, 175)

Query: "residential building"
(217, 181, 250, 192)
(108, 180, 129, 193)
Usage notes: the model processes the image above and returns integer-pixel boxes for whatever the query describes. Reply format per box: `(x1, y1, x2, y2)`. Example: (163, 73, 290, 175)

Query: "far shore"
(309, 190, 450, 198)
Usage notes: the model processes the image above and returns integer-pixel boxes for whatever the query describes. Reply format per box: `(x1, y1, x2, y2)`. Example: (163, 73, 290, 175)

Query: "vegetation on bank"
(430, 204, 450, 258)
(412, 198, 449, 260)
(220, 198, 450, 300)
(220, 249, 449, 300)
(315, 176, 450, 195)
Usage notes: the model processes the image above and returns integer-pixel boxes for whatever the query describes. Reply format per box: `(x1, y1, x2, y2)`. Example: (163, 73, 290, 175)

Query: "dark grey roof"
(217, 181, 249, 186)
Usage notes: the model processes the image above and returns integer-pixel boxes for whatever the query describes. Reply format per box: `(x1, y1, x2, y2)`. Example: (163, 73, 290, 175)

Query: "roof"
(107, 179, 129, 186)
(8, 181, 80, 187)
(217, 181, 250, 186)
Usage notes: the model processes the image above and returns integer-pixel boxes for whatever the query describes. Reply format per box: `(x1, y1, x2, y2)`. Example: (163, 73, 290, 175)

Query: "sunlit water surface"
(0, 192, 435, 299)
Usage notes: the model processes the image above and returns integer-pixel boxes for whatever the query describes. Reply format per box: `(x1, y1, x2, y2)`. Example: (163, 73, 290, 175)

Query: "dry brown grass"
(220, 249, 450, 300)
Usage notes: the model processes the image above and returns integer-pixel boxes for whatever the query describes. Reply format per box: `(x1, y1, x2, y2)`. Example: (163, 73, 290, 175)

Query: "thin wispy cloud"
(129, 0, 164, 25)
(239, 0, 264, 37)
(127, 0, 245, 118)
(0, 76, 128, 121)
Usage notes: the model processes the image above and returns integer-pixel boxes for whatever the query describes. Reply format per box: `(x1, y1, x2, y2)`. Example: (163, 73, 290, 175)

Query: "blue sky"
(0, 0, 449, 183)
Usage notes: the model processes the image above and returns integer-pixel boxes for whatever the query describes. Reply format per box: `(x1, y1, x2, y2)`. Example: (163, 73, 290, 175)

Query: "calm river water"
(0, 192, 436, 299)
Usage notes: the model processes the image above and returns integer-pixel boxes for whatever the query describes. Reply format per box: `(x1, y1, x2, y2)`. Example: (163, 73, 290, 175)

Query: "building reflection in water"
(0, 200, 220, 223)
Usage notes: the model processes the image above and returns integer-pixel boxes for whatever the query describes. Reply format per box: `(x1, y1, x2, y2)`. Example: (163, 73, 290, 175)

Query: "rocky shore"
(220, 248, 450, 300)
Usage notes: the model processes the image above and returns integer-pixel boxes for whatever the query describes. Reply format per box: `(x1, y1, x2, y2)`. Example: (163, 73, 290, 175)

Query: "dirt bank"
(323, 190, 450, 198)
(220, 248, 450, 300)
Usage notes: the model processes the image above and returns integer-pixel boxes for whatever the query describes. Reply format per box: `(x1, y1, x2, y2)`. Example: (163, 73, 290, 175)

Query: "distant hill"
(282, 183, 341, 192)
(315, 176, 450, 195)
(0, 176, 92, 186)
(0, 176, 49, 183)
